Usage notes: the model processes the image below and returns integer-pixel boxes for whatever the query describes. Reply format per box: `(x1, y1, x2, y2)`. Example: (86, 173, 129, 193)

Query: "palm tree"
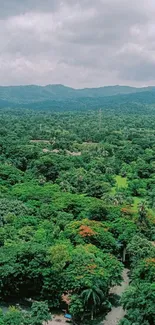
(81, 285, 105, 320)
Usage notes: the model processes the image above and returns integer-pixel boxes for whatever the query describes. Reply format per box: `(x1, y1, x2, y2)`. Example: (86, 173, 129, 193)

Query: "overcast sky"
(0, 0, 155, 88)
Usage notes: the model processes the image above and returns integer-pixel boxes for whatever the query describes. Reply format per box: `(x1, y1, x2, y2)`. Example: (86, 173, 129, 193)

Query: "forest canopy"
(0, 98, 154, 324)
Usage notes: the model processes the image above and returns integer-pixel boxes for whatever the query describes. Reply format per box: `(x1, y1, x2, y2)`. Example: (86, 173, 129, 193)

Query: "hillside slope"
(0, 84, 155, 104)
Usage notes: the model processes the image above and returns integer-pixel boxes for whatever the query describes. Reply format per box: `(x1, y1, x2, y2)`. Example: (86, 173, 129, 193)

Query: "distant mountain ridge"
(1, 84, 155, 112)
(0, 84, 155, 104)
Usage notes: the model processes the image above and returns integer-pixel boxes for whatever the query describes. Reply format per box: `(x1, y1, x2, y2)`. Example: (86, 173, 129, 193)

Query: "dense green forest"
(0, 99, 155, 324)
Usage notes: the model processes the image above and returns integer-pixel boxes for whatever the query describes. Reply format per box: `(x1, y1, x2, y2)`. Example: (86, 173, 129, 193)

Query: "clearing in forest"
(115, 176, 128, 189)
(30, 140, 51, 144)
(111, 176, 127, 194)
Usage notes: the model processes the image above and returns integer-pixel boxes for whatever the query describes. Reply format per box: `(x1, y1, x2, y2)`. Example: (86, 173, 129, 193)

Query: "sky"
(0, 0, 155, 88)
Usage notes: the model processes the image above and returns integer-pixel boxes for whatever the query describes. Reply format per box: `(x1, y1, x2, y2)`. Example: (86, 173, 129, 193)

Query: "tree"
(30, 301, 51, 325)
(0, 164, 23, 186)
(81, 285, 105, 320)
(132, 257, 155, 283)
(120, 283, 155, 325)
(33, 157, 59, 181)
(64, 219, 117, 252)
(127, 235, 155, 266)
(3, 307, 23, 325)
(69, 295, 84, 321)
(48, 241, 73, 272)
(64, 244, 122, 319)
(0, 303, 51, 325)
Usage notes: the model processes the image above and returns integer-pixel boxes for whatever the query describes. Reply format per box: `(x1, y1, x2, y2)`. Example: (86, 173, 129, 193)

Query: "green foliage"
(109, 218, 138, 245)
(127, 235, 155, 265)
(33, 156, 59, 181)
(69, 295, 84, 317)
(64, 219, 117, 252)
(120, 283, 155, 325)
(0, 302, 51, 325)
(48, 241, 73, 272)
(0, 105, 154, 322)
(2, 307, 23, 325)
(132, 258, 155, 283)
(30, 301, 51, 325)
(0, 164, 23, 186)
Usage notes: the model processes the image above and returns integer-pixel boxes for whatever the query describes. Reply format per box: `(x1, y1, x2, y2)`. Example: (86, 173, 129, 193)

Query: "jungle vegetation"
(0, 97, 154, 324)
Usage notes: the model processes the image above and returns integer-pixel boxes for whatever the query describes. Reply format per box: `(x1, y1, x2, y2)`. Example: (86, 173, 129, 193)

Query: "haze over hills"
(0, 84, 155, 110)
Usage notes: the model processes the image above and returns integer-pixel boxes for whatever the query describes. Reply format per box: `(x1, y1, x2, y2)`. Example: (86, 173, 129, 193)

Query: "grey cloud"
(0, 0, 60, 17)
(0, 0, 155, 87)
(122, 61, 155, 81)
(114, 45, 155, 81)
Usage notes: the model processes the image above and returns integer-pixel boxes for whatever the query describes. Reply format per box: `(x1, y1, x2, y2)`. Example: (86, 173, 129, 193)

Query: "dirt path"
(45, 314, 68, 325)
(103, 268, 129, 325)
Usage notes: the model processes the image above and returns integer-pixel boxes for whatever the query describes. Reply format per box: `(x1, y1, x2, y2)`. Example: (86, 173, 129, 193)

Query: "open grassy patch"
(115, 176, 128, 188)
(111, 176, 128, 194)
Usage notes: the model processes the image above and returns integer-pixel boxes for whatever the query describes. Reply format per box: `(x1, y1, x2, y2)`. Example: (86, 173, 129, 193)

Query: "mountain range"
(0, 84, 155, 110)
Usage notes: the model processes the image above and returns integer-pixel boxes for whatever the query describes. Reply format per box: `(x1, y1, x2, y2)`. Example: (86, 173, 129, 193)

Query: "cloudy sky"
(0, 0, 155, 87)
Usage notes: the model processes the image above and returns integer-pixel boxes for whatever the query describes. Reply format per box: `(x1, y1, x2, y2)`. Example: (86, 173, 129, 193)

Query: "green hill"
(0, 84, 155, 104)
(0, 84, 155, 111)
